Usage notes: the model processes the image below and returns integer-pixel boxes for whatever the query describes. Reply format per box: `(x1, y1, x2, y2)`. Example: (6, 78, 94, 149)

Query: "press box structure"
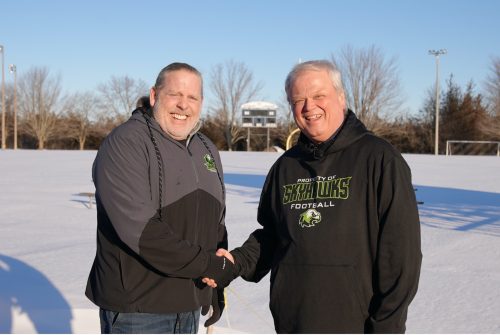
(241, 101, 278, 151)
(241, 101, 278, 128)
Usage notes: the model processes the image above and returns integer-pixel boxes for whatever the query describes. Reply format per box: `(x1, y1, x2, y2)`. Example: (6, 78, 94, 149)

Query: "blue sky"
(1, 0, 500, 117)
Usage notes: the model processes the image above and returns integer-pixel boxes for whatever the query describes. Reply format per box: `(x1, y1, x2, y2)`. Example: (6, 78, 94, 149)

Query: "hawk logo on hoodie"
(299, 209, 322, 228)
(203, 154, 217, 172)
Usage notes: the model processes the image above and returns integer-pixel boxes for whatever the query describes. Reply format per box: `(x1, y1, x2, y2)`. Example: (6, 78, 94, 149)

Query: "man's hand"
(202, 277, 217, 288)
(201, 288, 225, 327)
(216, 248, 235, 264)
(202, 249, 235, 288)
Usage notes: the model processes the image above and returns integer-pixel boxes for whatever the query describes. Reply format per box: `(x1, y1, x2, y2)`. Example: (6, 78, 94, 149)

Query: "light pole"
(428, 49, 447, 155)
(1, 45, 5, 150)
(9, 64, 17, 150)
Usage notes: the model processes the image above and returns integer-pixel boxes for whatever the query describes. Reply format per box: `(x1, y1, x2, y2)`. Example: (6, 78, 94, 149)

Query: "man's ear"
(149, 87, 156, 107)
(339, 91, 346, 110)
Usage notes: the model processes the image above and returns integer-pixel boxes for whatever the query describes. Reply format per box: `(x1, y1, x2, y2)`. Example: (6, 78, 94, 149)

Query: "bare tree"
(200, 114, 226, 149)
(331, 45, 404, 132)
(18, 67, 62, 149)
(97, 75, 148, 123)
(277, 91, 294, 125)
(484, 56, 500, 119)
(209, 60, 263, 150)
(1, 83, 14, 147)
(61, 92, 99, 150)
(417, 86, 438, 151)
(274, 92, 297, 148)
(91, 113, 122, 145)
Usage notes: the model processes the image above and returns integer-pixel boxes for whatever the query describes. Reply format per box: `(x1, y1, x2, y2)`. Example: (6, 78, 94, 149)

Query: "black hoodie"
(232, 111, 422, 333)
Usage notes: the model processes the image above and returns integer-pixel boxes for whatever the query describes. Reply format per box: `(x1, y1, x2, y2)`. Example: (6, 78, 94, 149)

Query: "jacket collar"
(296, 110, 369, 160)
(131, 108, 201, 147)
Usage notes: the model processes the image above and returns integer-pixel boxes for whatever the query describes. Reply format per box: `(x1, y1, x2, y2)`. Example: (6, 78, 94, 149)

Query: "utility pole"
(9, 64, 17, 149)
(428, 49, 447, 155)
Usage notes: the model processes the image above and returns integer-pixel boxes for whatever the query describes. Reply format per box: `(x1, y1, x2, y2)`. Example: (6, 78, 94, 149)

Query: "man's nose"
(303, 98, 315, 111)
(177, 96, 188, 110)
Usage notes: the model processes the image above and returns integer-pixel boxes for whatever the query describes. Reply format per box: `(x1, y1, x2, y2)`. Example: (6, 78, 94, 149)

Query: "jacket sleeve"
(217, 209, 229, 252)
(231, 166, 279, 282)
(367, 156, 422, 333)
(93, 130, 221, 279)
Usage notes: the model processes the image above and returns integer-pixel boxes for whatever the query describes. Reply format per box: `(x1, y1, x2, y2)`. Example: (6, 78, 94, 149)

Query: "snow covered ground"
(0, 150, 499, 333)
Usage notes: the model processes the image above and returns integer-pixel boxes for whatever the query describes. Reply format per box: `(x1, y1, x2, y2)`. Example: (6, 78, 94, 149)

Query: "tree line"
(2, 45, 499, 153)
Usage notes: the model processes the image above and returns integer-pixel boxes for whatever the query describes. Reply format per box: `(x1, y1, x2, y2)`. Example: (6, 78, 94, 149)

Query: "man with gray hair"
(211, 60, 422, 333)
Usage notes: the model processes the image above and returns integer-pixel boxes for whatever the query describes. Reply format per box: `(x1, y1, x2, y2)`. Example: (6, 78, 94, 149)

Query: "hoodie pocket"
(270, 263, 366, 333)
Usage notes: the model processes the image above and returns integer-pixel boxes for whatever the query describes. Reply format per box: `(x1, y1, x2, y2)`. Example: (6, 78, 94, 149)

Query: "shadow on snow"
(223, 174, 500, 237)
(416, 185, 500, 237)
(0, 254, 72, 333)
(224, 173, 266, 189)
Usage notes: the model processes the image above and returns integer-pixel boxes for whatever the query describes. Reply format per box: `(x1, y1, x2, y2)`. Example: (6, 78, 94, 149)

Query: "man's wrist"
(202, 254, 236, 287)
(230, 249, 243, 275)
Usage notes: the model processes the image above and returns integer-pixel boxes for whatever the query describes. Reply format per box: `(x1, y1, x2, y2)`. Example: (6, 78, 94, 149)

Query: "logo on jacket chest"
(283, 175, 352, 204)
(282, 175, 352, 228)
(203, 154, 217, 172)
(299, 209, 322, 228)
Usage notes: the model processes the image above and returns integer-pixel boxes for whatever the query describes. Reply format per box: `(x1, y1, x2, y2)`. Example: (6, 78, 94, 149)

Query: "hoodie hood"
(295, 110, 369, 160)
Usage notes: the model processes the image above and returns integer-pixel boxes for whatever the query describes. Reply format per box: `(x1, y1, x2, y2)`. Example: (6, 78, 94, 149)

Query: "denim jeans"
(99, 308, 201, 334)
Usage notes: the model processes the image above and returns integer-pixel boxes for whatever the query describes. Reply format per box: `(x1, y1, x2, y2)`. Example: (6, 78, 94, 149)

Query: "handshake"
(201, 248, 237, 288)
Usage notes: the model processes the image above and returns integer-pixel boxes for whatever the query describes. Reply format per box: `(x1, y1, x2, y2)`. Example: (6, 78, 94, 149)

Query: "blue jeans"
(99, 308, 200, 334)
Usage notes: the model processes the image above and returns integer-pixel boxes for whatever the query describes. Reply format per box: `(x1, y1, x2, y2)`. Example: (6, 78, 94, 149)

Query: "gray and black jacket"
(86, 109, 228, 313)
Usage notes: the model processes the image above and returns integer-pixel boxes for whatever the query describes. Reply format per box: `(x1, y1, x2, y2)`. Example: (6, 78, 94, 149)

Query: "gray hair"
(285, 60, 344, 101)
(154, 62, 203, 98)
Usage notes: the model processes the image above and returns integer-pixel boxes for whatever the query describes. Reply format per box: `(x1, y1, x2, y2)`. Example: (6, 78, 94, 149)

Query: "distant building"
(241, 101, 278, 128)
